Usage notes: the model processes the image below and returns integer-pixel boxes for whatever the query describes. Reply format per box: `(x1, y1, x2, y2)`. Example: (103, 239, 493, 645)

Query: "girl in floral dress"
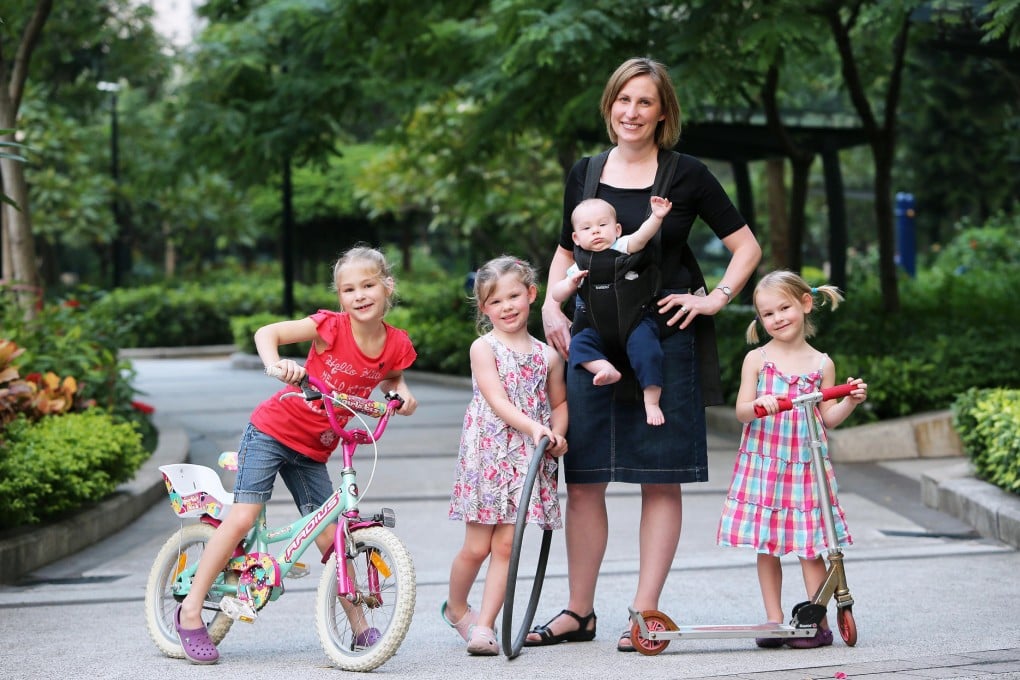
(443, 256, 568, 656)
(717, 270, 867, 649)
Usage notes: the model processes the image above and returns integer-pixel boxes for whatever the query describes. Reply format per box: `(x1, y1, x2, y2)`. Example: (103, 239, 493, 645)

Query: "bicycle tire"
(144, 522, 236, 658)
(502, 437, 553, 659)
(315, 525, 416, 672)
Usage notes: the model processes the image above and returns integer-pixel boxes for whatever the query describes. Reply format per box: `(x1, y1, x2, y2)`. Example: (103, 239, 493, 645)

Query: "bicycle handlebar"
(753, 382, 856, 418)
(266, 366, 403, 417)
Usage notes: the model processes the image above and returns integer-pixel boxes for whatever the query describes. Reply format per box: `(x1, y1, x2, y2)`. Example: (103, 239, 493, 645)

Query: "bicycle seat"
(159, 463, 233, 519)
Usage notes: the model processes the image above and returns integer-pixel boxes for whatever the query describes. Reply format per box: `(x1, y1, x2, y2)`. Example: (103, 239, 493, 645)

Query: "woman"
(526, 57, 761, 652)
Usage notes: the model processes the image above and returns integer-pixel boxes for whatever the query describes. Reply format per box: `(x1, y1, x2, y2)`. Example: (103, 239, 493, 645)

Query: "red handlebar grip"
(821, 382, 856, 401)
(753, 382, 858, 418)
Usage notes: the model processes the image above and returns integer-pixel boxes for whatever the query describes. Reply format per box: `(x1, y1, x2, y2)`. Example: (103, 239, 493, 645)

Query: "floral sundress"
(448, 333, 561, 530)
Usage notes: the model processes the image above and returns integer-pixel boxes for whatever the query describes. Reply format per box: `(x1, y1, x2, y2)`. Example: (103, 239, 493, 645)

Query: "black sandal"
(523, 609, 597, 646)
(617, 628, 636, 652)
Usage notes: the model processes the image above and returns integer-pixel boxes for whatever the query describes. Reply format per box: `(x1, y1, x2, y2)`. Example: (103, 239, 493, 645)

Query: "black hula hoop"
(501, 436, 553, 659)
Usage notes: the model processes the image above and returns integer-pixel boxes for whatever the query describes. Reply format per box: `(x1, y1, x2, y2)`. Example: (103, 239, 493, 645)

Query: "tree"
(0, 0, 52, 314)
(178, 0, 381, 314)
(2, 1, 172, 302)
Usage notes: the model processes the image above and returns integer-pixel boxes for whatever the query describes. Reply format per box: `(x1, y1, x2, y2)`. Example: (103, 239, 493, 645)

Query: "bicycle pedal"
(375, 507, 396, 528)
(288, 562, 311, 579)
(219, 596, 258, 623)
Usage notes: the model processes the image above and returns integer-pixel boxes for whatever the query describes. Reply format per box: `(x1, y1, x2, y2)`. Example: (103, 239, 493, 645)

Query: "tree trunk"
(765, 158, 789, 269)
(823, 2, 908, 313)
(872, 140, 900, 311)
(0, 0, 55, 316)
(788, 155, 813, 274)
(1, 153, 40, 315)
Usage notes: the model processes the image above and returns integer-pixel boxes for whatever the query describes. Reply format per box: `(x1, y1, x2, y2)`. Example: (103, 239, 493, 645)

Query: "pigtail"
(745, 316, 761, 344)
(812, 284, 844, 311)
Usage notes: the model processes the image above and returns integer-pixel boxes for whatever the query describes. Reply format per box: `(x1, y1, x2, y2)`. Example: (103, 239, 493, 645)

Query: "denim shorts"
(233, 423, 333, 515)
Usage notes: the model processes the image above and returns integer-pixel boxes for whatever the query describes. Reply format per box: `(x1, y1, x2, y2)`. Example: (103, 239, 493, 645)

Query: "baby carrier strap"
(575, 148, 680, 355)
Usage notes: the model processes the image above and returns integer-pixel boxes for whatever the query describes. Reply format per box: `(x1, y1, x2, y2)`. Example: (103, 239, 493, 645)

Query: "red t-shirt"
(250, 310, 417, 462)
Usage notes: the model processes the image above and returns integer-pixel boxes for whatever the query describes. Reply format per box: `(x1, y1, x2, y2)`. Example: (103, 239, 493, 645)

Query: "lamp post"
(97, 80, 127, 287)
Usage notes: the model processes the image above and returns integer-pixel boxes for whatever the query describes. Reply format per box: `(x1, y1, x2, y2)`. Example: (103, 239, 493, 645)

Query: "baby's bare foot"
(645, 403, 665, 426)
(592, 367, 622, 386)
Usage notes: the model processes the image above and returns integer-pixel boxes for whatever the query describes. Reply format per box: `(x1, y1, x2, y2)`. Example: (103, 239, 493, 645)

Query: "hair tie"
(810, 287, 818, 294)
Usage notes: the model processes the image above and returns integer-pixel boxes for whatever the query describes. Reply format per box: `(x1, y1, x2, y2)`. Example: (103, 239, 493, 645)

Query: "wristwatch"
(717, 284, 733, 302)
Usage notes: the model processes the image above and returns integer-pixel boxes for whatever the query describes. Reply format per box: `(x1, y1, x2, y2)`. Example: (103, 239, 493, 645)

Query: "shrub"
(87, 277, 337, 349)
(0, 410, 147, 528)
(230, 313, 310, 358)
(1, 291, 142, 423)
(952, 388, 1020, 494)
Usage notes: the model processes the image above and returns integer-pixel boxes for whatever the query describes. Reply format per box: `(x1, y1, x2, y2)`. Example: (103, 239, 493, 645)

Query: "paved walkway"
(1, 352, 1018, 680)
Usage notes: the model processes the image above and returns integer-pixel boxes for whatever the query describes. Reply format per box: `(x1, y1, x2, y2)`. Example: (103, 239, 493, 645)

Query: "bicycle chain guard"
(228, 552, 282, 611)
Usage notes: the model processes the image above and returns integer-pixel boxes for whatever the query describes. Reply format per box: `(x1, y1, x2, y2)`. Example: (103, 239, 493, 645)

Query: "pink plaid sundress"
(716, 353, 851, 559)
(448, 333, 561, 530)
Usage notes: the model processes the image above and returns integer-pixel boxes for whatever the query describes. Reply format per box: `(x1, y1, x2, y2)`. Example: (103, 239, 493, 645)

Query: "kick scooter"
(628, 382, 860, 655)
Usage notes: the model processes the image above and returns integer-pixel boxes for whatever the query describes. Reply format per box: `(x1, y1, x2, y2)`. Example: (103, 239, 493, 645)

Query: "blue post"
(895, 192, 916, 277)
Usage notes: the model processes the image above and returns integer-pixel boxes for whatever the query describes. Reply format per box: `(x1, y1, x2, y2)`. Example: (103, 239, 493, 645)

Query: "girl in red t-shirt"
(174, 246, 418, 665)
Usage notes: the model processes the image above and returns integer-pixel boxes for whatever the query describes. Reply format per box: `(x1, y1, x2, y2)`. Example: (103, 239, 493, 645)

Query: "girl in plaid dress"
(444, 257, 568, 655)
(717, 271, 867, 649)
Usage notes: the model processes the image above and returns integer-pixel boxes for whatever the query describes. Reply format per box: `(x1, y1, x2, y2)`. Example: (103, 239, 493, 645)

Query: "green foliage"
(930, 212, 1020, 273)
(952, 388, 1020, 494)
(0, 410, 147, 528)
(230, 313, 310, 358)
(353, 95, 565, 269)
(715, 223, 1020, 426)
(387, 278, 479, 376)
(88, 275, 338, 348)
(1, 288, 137, 417)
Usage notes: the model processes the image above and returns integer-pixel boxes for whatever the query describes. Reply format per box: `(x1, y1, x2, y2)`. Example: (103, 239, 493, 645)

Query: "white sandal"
(466, 624, 498, 656)
(440, 600, 479, 642)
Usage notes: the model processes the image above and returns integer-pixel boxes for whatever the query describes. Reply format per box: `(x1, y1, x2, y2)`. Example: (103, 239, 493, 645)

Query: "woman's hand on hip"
(657, 291, 726, 330)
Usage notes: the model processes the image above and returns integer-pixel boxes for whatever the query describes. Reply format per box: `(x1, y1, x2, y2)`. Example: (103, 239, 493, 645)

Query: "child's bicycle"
(627, 382, 859, 655)
(143, 372, 415, 672)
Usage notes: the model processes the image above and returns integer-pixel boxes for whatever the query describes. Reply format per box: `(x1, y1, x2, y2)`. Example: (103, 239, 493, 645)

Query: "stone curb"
(921, 462, 1020, 549)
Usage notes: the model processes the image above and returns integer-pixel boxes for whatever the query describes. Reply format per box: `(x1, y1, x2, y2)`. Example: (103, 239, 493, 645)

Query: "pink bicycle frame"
(305, 375, 402, 603)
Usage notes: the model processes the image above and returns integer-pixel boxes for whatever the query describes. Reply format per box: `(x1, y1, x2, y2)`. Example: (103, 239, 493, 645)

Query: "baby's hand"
(845, 377, 867, 404)
(568, 269, 589, 286)
(650, 195, 673, 218)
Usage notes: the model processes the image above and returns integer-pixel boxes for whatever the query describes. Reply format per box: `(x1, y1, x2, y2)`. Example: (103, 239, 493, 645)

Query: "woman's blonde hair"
(745, 270, 844, 344)
(471, 255, 537, 333)
(600, 57, 682, 149)
(332, 245, 396, 311)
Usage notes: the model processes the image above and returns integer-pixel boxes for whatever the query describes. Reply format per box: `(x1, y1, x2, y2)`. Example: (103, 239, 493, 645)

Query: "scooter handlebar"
(753, 382, 857, 418)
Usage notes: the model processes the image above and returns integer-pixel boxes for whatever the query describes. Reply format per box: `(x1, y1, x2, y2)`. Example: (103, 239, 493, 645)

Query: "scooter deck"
(629, 608, 818, 641)
(656, 623, 817, 640)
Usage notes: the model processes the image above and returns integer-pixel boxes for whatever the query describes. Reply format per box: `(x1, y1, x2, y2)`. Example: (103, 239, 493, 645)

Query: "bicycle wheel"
(315, 525, 416, 672)
(502, 437, 553, 659)
(144, 523, 236, 658)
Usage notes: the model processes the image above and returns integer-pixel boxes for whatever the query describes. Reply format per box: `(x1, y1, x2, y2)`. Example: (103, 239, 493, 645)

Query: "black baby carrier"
(573, 148, 679, 359)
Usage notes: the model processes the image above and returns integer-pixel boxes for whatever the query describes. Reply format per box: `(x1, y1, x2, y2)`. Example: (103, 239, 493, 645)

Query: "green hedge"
(89, 278, 338, 348)
(952, 388, 1020, 494)
(0, 411, 147, 529)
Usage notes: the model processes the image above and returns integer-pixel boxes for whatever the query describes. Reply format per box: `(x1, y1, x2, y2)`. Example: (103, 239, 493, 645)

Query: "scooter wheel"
(631, 612, 672, 656)
(837, 606, 857, 646)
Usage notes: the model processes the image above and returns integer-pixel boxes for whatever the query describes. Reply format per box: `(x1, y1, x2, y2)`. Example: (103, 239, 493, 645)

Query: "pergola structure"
(674, 117, 870, 290)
